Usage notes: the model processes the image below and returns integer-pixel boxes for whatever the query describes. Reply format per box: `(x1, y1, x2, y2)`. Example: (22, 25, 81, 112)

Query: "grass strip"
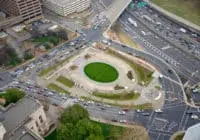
(107, 49, 153, 86)
(47, 83, 70, 95)
(93, 91, 140, 100)
(56, 76, 74, 88)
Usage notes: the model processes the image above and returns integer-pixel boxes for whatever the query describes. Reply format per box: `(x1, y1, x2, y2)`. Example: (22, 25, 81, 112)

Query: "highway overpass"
(104, 0, 132, 29)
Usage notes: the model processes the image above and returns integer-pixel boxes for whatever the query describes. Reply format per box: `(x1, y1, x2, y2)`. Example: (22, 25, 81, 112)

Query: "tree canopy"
(57, 104, 104, 140)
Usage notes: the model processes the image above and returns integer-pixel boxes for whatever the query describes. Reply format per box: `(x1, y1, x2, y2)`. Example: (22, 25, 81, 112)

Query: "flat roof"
(2, 96, 40, 133)
(46, 0, 90, 7)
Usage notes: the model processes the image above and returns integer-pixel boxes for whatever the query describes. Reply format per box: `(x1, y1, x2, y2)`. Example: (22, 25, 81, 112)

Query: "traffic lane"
(110, 41, 180, 83)
(0, 72, 14, 88)
(128, 6, 200, 57)
(120, 12, 200, 73)
(118, 19, 200, 85)
(149, 131, 170, 140)
(85, 104, 136, 123)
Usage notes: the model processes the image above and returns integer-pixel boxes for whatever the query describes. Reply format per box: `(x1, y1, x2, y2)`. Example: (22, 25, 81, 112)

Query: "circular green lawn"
(84, 62, 119, 83)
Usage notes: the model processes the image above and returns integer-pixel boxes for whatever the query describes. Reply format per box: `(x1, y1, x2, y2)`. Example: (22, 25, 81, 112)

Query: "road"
(118, 3, 200, 86)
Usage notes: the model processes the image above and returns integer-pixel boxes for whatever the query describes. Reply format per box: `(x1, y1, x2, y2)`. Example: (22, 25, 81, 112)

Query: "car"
(123, 109, 129, 112)
(191, 114, 199, 119)
(119, 120, 127, 123)
(83, 103, 89, 106)
(136, 109, 144, 113)
(127, 51, 132, 55)
(96, 103, 101, 106)
(111, 119, 118, 122)
(168, 69, 173, 74)
(118, 111, 126, 115)
(155, 109, 163, 113)
(62, 96, 67, 100)
(142, 112, 150, 116)
(185, 111, 193, 115)
(101, 107, 106, 110)
(48, 92, 54, 95)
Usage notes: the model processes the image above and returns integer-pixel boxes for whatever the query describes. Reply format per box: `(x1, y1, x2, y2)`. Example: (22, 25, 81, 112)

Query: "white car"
(48, 92, 54, 95)
(136, 109, 144, 113)
(118, 111, 126, 115)
(62, 96, 67, 100)
(119, 120, 127, 123)
(191, 114, 199, 119)
(155, 109, 163, 113)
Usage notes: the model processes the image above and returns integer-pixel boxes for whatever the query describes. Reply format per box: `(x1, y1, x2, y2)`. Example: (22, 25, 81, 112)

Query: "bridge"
(103, 0, 132, 29)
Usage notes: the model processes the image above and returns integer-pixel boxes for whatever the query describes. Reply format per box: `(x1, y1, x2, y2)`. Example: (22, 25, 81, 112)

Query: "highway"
(117, 4, 200, 86)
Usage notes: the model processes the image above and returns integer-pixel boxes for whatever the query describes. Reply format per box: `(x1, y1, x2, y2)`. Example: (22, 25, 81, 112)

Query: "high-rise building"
(43, 0, 91, 16)
(0, 0, 43, 24)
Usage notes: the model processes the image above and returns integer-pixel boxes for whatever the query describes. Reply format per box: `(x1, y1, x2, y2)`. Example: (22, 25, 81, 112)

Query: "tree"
(60, 104, 89, 124)
(56, 104, 104, 140)
(57, 123, 74, 140)
(0, 51, 9, 66)
(57, 29, 68, 40)
(24, 51, 33, 60)
(0, 88, 25, 106)
(108, 126, 121, 139)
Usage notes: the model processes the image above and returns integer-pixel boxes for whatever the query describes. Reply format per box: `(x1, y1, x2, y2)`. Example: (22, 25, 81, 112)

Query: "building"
(43, 0, 91, 16)
(0, 96, 52, 140)
(183, 123, 200, 140)
(0, 0, 43, 24)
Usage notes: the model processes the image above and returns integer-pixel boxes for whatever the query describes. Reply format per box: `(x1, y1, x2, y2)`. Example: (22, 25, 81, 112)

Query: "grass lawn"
(107, 49, 153, 86)
(0, 88, 25, 107)
(91, 121, 125, 139)
(47, 83, 70, 95)
(45, 121, 125, 140)
(84, 62, 119, 83)
(151, 0, 200, 26)
(174, 132, 185, 140)
(93, 91, 140, 100)
(56, 76, 74, 88)
(32, 36, 60, 46)
(111, 24, 141, 50)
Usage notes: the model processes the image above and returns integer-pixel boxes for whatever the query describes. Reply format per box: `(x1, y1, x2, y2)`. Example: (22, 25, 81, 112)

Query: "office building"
(43, 0, 91, 16)
(0, 0, 43, 24)
(0, 96, 52, 140)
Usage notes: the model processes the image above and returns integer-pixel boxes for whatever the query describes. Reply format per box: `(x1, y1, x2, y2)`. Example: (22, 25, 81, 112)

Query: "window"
(39, 116, 43, 123)
(35, 121, 39, 127)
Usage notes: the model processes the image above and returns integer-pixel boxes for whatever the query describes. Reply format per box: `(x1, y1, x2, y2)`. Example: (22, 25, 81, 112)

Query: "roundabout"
(84, 62, 119, 83)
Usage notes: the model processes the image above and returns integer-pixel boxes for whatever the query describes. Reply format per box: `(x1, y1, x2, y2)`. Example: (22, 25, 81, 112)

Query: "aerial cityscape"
(0, 0, 199, 140)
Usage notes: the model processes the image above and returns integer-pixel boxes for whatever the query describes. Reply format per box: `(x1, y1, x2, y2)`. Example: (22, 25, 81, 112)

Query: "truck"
(128, 18, 137, 27)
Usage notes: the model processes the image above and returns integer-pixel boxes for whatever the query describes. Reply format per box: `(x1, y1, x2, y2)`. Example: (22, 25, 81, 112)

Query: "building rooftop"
(5, 125, 43, 140)
(183, 123, 200, 140)
(100, 0, 115, 8)
(45, 0, 89, 7)
(1, 96, 40, 134)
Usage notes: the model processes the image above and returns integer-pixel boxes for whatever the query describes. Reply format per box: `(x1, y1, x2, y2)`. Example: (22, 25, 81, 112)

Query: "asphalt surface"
(118, 4, 200, 86)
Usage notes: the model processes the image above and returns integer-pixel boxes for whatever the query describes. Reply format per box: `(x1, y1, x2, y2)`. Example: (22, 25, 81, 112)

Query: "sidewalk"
(145, 0, 200, 31)
(90, 117, 141, 128)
